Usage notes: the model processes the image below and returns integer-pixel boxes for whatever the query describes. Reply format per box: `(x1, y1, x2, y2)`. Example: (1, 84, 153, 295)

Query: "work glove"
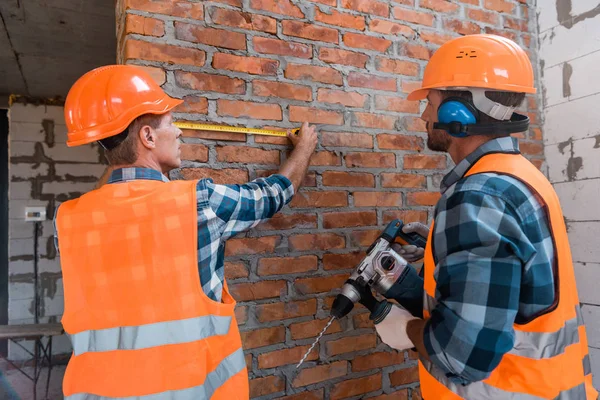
(391, 222, 429, 262)
(375, 304, 419, 352)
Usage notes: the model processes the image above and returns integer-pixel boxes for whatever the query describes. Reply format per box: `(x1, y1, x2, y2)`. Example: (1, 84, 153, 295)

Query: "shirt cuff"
(423, 319, 469, 385)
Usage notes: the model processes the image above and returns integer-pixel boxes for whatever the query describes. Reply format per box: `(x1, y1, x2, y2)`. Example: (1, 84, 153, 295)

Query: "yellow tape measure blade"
(174, 122, 296, 137)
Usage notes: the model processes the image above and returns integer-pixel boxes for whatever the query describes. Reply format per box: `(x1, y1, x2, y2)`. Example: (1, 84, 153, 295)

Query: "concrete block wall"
(537, 0, 600, 388)
(7, 103, 106, 360)
(116, 0, 544, 398)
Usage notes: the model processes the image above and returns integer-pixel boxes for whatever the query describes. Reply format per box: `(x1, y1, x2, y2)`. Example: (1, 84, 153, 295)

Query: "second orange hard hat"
(64, 65, 183, 147)
(408, 34, 536, 101)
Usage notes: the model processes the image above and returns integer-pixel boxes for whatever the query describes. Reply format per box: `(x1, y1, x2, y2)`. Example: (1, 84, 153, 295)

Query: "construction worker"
(357, 34, 598, 399)
(54, 65, 317, 399)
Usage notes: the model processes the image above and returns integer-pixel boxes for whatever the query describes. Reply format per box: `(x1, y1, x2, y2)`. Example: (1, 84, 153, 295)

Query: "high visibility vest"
(56, 179, 249, 399)
(419, 153, 598, 400)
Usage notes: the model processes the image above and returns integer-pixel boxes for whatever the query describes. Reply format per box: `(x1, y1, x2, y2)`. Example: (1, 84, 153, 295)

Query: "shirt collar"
(440, 136, 521, 192)
(107, 167, 170, 184)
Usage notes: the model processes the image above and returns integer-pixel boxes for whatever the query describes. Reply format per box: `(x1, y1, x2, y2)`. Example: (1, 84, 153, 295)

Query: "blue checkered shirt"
(423, 137, 556, 384)
(55, 167, 294, 302)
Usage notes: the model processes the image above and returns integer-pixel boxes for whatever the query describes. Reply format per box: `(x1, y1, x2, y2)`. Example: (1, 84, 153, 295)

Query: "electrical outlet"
(25, 206, 46, 222)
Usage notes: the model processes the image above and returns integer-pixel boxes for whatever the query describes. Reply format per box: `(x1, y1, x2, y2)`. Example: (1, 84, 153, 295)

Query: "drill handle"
(379, 219, 427, 249)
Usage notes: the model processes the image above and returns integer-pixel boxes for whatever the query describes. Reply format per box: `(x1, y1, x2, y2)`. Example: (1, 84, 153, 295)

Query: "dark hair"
(440, 90, 526, 124)
(99, 114, 162, 165)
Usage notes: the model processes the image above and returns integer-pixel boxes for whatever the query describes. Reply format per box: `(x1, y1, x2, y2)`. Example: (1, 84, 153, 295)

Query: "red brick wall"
(116, 0, 543, 398)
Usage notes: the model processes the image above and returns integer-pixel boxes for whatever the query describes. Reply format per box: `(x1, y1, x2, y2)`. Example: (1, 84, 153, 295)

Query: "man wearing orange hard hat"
(356, 34, 597, 399)
(54, 65, 317, 399)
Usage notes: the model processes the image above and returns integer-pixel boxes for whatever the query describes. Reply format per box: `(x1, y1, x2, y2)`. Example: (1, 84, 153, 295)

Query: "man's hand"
(278, 122, 318, 192)
(288, 122, 317, 153)
(392, 222, 429, 262)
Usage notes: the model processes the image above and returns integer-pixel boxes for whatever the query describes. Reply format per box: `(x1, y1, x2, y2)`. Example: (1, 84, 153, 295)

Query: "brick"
(353, 312, 372, 328)
(531, 128, 542, 140)
(404, 154, 446, 169)
(253, 37, 312, 59)
(531, 159, 543, 170)
(292, 361, 348, 387)
(485, 0, 514, 12)
(324, 211, 377, 229)
(240, 326, 285, 349)
(254, 133, 290, 145)
(322, 252, 364, 271)
(290, 318, 343, 339)
(371, 391, 410, 400)
(308, 151, 340, 166)
(413, 387, 423, 400)
(182, 128, 246, 142)
(319, 48, 369, 68)
(175, 23, 245, 50)
(235, 306, 249, 325)
(376, 57, 419, 76)
(256, 213, 318, 230)
(250, 0, 305, 17)
(318, 89, 367, 108)
(283, 20, 339, 43)
(175, 71, 245, 94)
(390, 365, 420, 386)
(503, 16, 527, 31)
(401, 80, 423, 94)
(125, 0, 204, 19)
(348, 72, 397, 92)
(286, 64, 343, 85)
(289, 106, 344, 125)
(217, 100, 282, 121)
(468, 8, 499, 24)
(376, 96, 420, 114)
(256, 169, 317, 187)
(257, 299, 317, 323)
(407, 191, 441, 206)
(253, 81, 312, 101)
(403, 43, 430, 60)
(213, 0, 243, 5)
(258, 255, 318, 276)
(216, 145, 280, 164)
(420, 31, 456, 45)
(250, 375, 285, 397)
(421, 0, 459, 12)
(383, 210, 428, 224)
(180, 143, 208, 162)
(341, 0, 390, 17)
(344, 32, 392, 52)
(377, 134, 423, 151)
(224, 236, 278, 256)
(258, 344, 319, 369)
(289, 233, 345, 251)
(230, 280, 286, 301)
(393, 8, 435, 26)
(369, 19, 415, 37)
(351, 229, 381, 246)
(327, 334, 377, 356)
(290, 191, 349, 208)
(381, 173, 426, 188)
(323, 171, 375, 187)
(124, 40, 205, 66)
(181, 168, 248, 184)
(295, 273, 351, 294)
(345, 152, 396, 168)
(213, 53, 278, 75)
(224, 261, 249, 279)
(352, 351, 405, 372)
(353, 112, 397, 130)
(209, 7, 277, 33)
(331, 373, 382, 399)
(485, 27, 517, 41)
(322, 132, 373, 148)
(404, 116, 427, 132)
(175, 96, 208, 114)
(308, 0, 336, 4)
(353, 192, 402, 207)
(125, 14, 165, 37)
(134, 66, 166, 86)
(444, 19, 481, 35)
(315, 9, 366, 30)
(275, 389, 324, 400)
(520, 141, 544, 155)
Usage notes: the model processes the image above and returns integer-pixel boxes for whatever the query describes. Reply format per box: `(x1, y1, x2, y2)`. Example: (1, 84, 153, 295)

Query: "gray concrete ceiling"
(0, 0, 116, 102)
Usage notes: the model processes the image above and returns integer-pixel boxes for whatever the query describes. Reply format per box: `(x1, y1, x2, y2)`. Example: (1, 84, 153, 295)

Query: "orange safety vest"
(419, 153, 597, 399)
(56, 179, 249, 399)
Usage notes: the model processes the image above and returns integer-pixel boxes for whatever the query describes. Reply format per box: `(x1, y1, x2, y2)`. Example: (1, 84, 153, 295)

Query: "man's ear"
(138, 125, 156, 150)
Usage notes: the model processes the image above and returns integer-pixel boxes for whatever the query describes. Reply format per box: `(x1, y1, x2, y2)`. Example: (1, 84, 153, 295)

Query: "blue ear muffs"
(435, 97, 479, 137)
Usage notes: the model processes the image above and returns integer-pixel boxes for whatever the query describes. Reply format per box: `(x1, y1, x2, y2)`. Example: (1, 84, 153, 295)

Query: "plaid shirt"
(423, 137, 556, 384)
(55, 167, 294, 302)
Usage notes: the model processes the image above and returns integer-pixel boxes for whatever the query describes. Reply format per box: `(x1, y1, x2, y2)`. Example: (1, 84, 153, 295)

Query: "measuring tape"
(174, 121, 298, 137)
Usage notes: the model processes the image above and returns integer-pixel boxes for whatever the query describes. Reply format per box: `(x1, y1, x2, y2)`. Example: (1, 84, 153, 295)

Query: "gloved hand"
(391, 222, 429, 262)
(375, 304, 419, 351)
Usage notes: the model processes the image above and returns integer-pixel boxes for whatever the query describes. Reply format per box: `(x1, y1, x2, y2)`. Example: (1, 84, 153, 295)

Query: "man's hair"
(440, 90, 526, 124)
(99, 114, 163, 165)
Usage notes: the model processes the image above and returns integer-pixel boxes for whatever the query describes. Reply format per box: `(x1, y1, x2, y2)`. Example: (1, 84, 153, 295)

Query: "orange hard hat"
(64, 65, 183, 147)
(408, 34, 536, 101)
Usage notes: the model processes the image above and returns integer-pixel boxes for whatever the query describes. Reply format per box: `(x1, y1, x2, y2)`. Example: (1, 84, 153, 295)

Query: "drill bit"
(296, 316, 336, 369)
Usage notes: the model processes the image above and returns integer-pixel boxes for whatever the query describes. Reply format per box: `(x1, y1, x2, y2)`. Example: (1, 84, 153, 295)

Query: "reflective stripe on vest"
(65, 347, 246, 400)
(69, 315, 232, 356)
